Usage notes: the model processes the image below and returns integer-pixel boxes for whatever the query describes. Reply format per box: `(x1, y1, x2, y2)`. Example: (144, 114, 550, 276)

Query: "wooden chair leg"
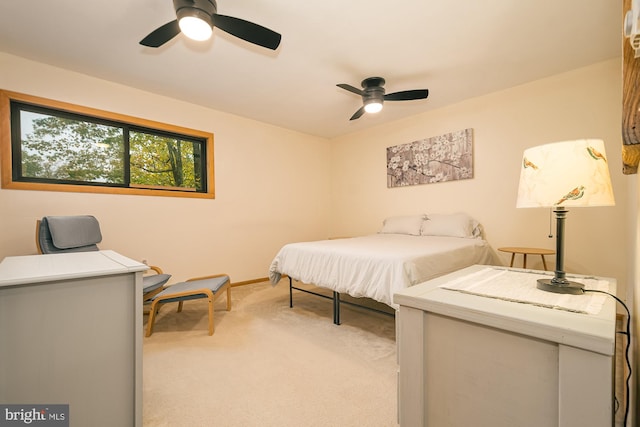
(146, 302, 161, 337)
(208, 294, 215, 336)
(226, 286, 232, 311)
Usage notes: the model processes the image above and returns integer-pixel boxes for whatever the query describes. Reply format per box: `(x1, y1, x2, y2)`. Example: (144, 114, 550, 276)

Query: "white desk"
(393, 265, 617, 427)
(0, 250, 147, 427)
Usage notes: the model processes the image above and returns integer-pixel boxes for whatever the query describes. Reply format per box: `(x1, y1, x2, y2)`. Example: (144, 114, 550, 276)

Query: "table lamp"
(516, 139, 615, 294)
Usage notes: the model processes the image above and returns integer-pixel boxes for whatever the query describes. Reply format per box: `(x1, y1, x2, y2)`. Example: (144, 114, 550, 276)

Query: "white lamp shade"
(517, 139, 615, 208)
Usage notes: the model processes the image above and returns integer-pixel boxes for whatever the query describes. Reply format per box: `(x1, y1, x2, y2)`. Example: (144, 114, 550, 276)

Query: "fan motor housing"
(361, 77, 385, 88)
(362, 78, 385, 104)
(363, 86, 385, 104)
(174, 0, 217, 17)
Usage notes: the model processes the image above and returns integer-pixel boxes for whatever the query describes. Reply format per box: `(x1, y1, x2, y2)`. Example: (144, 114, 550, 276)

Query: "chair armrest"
(148, 265, 164, 274)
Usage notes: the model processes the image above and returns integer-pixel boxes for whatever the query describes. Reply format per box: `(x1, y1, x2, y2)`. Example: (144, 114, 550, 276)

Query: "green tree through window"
(130, 131, 202, 191)
(20, 111, 125, 184)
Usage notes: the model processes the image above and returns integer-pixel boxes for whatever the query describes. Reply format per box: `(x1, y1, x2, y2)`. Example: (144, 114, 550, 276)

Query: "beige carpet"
(142, 280, 398, 427)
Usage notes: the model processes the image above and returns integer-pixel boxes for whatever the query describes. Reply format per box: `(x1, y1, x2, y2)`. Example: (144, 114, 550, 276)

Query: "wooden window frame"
(0, 90, 215, 199)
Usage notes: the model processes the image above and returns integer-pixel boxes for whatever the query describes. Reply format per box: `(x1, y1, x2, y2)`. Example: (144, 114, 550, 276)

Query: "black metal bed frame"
(288, 276, 395, 325)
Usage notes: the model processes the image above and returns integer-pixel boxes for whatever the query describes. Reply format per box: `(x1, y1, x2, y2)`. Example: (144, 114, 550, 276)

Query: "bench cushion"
(151, 276, 229, 304)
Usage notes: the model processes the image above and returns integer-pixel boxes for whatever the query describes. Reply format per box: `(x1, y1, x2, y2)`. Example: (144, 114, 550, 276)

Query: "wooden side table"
(498, 247, 555, 270)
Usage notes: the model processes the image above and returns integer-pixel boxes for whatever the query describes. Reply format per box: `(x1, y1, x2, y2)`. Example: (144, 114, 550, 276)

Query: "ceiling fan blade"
(384, 89, 429, 101)
(337, 84, 364, 96)
(350, 106, 366, 121)
(213, 14, 281, 50)
(140, 20, 181, 48)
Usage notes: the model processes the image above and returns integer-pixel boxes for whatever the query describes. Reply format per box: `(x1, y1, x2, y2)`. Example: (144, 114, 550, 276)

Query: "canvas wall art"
(386, 128, 473, 188)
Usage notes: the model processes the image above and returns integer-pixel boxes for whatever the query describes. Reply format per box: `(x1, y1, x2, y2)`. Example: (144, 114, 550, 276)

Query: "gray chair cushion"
(151, 276, 230, 304)
(46, 215, 102, 249)
(38, 216, 101, 254)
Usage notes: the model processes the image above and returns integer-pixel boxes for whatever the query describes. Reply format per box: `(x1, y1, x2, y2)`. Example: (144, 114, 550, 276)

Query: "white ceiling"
(0, 1, 623, 139)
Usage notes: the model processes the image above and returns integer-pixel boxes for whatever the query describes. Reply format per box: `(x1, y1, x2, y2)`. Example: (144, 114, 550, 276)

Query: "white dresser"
(0, 250, 147, 427)
(393, 265, 617, 427)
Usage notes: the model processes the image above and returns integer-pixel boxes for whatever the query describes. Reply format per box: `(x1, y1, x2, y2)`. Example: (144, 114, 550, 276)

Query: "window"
(0, 90, 214, 198)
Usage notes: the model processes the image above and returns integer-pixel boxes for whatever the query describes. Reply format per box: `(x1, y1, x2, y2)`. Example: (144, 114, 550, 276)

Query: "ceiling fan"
(337, 77, 429, 120)
(140, 0, 281, 50)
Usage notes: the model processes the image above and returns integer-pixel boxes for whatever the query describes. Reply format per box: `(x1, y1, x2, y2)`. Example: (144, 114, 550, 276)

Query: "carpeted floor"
(142, 280, 398, 427)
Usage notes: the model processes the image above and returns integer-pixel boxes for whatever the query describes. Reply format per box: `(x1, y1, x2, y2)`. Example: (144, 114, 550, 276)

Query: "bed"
(269, 213, 497, 323)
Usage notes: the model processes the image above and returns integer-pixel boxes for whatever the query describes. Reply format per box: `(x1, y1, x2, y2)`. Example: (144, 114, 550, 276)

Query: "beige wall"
(0, 51, 637, 424)
(0, 53, 332, 283)
(330, 58, 633, 299)
(0, 54, 632, 294)
(0, 54, 632, 296)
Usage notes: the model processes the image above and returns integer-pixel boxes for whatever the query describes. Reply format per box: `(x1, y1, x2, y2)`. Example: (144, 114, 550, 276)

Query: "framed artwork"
(386, 128, 473, 188)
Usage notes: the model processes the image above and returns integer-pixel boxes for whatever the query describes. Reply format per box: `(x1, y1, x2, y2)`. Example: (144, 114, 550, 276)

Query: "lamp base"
(536, 278, 584, 295)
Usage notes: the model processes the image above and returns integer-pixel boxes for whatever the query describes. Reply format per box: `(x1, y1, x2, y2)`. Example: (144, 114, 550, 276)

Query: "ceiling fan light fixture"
(337, 76, 429, 121)
(177, 9, 213, 41)
(141, 0, 281, 50)
(364, 99, 383, 114)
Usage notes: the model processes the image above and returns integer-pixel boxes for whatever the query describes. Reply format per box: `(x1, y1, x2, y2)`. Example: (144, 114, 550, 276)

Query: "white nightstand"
(393, 265, 617, 427)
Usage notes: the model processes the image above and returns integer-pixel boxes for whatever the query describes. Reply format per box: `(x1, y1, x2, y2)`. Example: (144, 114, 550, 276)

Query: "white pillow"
(379, 214, 426, 236)
(421, 213, 479, 238)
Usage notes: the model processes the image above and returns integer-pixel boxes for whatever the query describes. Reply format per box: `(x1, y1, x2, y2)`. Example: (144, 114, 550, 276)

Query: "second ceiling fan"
(140, 0, 281, 51)
(337, 77, 429, 120)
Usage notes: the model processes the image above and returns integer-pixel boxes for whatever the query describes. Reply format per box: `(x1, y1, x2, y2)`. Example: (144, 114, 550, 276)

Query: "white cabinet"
(393, 265, 617, 427)
(0, 250, 147, 427)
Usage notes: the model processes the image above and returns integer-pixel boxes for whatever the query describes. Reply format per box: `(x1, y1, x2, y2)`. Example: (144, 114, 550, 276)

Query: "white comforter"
(269, 234, 495, 308)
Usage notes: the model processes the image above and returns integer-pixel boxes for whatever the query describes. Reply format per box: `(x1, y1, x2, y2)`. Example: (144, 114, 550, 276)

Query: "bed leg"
(333, 291, 341, 325)
(289, 276, 293, 308)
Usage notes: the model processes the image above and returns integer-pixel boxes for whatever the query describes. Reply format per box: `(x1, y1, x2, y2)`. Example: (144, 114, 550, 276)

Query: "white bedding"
(269, 233, 496, 308)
